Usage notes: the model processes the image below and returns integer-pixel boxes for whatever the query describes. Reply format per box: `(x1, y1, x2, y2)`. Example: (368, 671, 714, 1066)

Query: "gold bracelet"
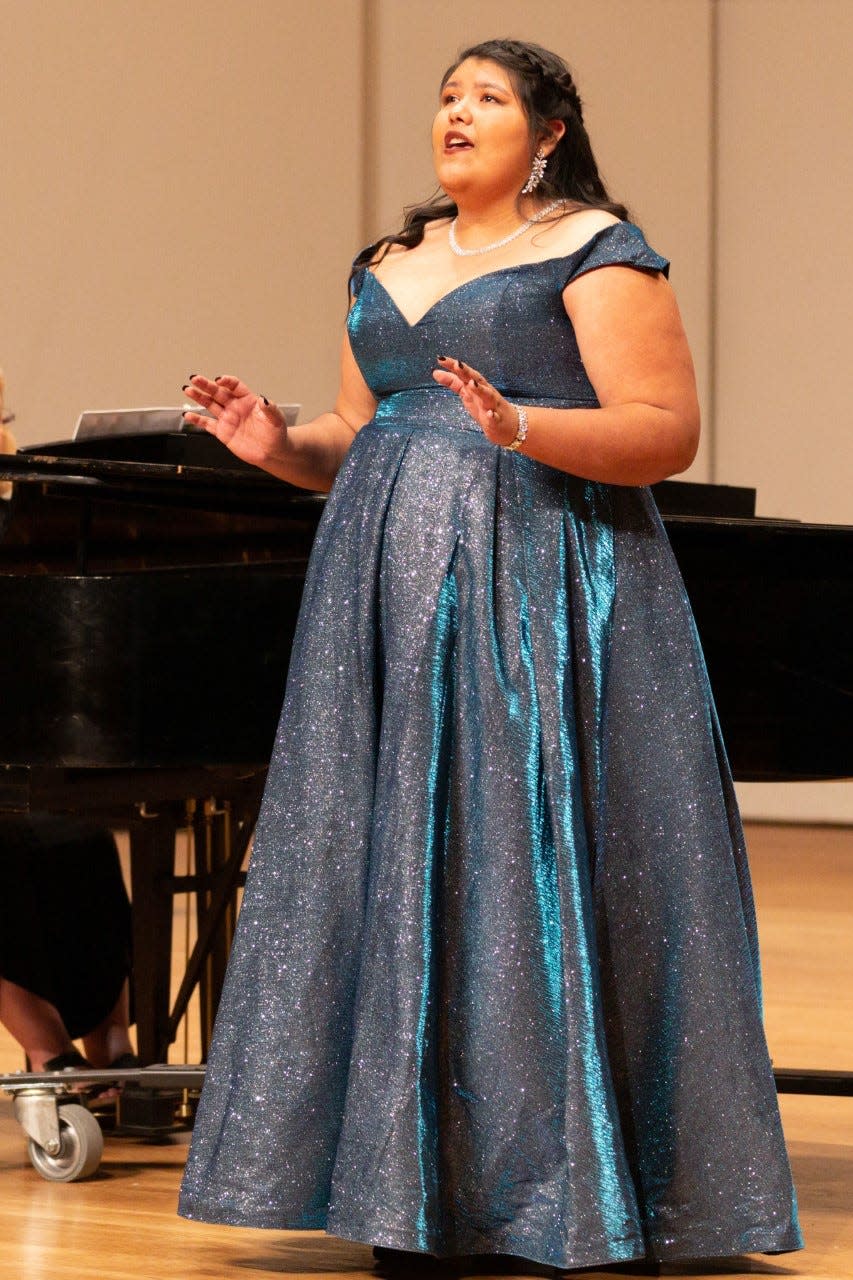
(505, 405, 529, 452)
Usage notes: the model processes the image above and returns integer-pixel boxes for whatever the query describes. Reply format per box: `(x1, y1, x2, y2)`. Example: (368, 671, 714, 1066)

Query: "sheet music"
(73, 404, 300, 439)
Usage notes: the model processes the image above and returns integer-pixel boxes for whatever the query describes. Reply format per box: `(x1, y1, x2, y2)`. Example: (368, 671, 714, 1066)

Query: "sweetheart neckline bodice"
(347, 221, 670, 406)
(360, 223, 640, 328)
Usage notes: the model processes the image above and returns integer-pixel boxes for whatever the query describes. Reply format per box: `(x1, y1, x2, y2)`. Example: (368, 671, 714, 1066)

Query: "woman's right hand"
(182, 374, 287, 470)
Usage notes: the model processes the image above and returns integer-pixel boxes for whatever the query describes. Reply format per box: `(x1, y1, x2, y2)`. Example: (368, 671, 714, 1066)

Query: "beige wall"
(0, 0, 364, 432)
(716, 0, 853, 527)
(1, 0, 850, 820)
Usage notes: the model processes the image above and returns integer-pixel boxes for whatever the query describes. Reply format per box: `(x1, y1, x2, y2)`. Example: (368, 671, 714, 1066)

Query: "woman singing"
(178, 38, 802, 1275)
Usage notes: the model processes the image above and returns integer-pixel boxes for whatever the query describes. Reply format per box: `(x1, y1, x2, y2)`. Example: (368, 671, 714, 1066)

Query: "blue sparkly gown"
(179, 224, 803, 1269)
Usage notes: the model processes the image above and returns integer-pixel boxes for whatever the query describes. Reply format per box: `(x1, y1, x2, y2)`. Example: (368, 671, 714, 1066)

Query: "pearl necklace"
(448, 199, 566, 257)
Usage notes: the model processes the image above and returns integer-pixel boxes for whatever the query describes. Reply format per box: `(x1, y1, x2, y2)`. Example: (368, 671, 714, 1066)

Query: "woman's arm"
(183, 331, 378, 493)
(433, 265, 700, 486)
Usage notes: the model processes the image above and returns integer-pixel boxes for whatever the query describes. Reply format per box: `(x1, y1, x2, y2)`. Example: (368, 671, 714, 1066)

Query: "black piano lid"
(23, 429, 264, 474)
(1, 436, 322, 517)
(11, 432, 757, 518)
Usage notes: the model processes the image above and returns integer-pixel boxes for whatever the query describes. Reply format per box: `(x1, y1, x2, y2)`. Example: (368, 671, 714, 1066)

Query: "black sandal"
(107, 1052, 140, 1071)
(43, 1049, 93, 1072)
(87, 1053, 141, 1114)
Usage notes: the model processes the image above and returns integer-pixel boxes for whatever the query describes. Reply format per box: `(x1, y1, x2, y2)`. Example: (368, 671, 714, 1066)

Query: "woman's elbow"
(676, 403, 701, 472)
(659, 401, 700, 478)
(668, 423, 700, 476)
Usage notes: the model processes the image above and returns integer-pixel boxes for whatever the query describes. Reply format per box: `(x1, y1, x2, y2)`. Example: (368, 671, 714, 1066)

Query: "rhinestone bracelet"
(505, 405, 529, 452)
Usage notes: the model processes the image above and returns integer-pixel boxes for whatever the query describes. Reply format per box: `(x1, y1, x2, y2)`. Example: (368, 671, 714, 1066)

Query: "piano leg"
(194, 800, 237, 1061)
(129, 813, 177, 1065)
(164, 793, 259, 1059)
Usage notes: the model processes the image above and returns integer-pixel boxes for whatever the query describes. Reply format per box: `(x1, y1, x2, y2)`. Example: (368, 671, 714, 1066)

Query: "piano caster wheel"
(26, 1103, 104, 1182)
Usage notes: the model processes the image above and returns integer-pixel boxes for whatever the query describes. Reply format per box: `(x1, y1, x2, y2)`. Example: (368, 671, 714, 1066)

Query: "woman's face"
(432, 58, 532, 200)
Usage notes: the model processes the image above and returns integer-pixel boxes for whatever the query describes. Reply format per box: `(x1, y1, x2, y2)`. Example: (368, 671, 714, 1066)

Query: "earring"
(521, 147, 547, 195)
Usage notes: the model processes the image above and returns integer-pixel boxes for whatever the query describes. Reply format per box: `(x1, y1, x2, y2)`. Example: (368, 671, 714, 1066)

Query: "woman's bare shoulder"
(369, 217, 451, 277)
(534, 206, 622, 256)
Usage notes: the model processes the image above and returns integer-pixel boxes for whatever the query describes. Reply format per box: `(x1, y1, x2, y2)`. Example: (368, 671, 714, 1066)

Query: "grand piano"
(1, 431, 850, 1091)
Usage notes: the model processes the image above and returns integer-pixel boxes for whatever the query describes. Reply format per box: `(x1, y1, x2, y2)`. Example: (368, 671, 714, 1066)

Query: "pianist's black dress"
(0, 817, 131, 1040)
(179, 224, 802, 1269)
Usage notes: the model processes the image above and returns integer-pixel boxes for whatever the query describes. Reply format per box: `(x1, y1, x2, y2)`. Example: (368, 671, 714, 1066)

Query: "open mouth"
(444, 132, 474, 153)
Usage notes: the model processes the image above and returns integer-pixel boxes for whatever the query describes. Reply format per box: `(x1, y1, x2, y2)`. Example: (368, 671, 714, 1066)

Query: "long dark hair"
(351, 38, 628, 283)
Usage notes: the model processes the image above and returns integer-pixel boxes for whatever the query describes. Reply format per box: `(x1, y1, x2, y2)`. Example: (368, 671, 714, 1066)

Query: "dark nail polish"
(188, 373, 197, 379)
(181, 384, 190, 392)
(262, 396, 270, 406)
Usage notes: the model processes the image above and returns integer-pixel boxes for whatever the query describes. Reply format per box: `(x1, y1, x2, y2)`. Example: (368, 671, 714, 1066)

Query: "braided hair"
(351, 38, 628, 281)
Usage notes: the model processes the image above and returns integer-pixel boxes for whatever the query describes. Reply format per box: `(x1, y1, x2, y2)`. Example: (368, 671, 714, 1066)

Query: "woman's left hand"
(432, 356, 520, 447)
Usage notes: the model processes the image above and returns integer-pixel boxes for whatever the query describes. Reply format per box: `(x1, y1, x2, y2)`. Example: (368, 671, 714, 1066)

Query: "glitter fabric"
(178, 224, 803, 1269)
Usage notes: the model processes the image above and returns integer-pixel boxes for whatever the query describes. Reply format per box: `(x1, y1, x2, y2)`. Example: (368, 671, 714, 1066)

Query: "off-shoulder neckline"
(357, 222, 646, 329)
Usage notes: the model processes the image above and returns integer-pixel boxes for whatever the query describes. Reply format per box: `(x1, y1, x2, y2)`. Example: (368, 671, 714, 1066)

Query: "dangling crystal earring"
(521, 147, 547, 195)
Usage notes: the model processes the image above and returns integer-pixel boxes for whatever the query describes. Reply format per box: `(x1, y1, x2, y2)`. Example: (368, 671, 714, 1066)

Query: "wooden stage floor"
(1, 822, 850, 1280)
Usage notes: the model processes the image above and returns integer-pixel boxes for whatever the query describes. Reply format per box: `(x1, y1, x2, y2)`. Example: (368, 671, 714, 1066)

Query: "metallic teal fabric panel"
(179, 225, 802, 1269)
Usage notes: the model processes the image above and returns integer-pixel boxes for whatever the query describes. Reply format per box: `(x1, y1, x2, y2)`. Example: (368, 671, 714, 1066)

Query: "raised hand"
(182, 374, 288, 470)
(432, 356, 520, 447)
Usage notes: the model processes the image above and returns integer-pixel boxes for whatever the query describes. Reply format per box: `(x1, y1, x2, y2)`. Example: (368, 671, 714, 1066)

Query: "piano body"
(0, 433, 850, 1089)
